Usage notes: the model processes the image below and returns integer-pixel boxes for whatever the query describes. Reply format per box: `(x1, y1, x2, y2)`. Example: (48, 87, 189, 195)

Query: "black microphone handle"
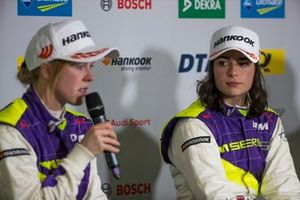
(92, 115, 120, 179)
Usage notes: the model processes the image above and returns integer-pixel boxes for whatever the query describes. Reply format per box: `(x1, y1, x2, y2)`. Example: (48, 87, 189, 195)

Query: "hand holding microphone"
(80, 92, 120, 179)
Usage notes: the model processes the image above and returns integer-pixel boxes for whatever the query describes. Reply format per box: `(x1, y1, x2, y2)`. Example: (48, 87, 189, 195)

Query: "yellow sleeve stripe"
(160, 100, 205, 138)
(175, 100, 205, 118)
(0, 98, 27, 126)
(38, 159, 62, 182)
(65, 107, 88, 118)
(40, 159, 62, 170)
(222, 159, 259, 195)
(38, 171, 47, 182)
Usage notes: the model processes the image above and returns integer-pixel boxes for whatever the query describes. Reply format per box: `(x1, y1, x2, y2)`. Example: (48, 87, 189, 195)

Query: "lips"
(79, 87, 88, 95)
(226, 82, 241, 87)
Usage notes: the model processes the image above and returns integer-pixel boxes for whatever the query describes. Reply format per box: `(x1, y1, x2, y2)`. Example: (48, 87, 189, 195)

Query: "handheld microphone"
(85, 92, 120, 179)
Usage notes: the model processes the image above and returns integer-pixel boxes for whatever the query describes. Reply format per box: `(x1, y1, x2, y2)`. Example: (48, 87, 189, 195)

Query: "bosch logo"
(116, 182, 151, 196)
(100, 0, 113, 11)
(118, 0, 152, 10)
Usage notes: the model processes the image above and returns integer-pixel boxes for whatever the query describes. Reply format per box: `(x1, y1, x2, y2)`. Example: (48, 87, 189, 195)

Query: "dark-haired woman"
(161, 26, 300, 200)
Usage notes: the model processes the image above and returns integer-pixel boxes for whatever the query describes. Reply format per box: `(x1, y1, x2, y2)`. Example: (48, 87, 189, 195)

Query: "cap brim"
(58, 46, 120, 63)
(209, 47, 259, 63)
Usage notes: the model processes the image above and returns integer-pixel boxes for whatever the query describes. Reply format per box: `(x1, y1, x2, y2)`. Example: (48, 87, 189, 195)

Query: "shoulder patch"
(0, 99, 27, 126)
(181, 136, 211, 152)
(266, 107, 279, 115)
(0, 148, 30, 161)
(65, 107, 88, 118)
(176, 100, 206, 118)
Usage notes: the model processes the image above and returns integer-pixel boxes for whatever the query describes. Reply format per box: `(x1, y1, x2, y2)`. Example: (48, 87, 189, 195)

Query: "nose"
(227, 62, 239, 77)
(84, 64, 94, 81)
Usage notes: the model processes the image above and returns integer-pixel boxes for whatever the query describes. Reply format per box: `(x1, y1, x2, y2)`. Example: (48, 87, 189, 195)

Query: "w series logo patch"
(181, 136, 210, 152)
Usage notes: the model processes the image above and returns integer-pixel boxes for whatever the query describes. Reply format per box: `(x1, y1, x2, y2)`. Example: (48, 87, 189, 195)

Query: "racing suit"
(161, 100, 300, 200)
(0, 86, 107, 199)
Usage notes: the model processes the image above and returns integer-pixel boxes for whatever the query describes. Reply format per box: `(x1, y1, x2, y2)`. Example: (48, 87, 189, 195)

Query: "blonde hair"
(17, 60, 66, 88)
(17, 61, 40, 85)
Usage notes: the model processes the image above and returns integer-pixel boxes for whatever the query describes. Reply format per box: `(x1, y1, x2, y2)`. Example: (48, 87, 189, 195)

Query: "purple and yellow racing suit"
(161, 100, 300, 200)
(0, 86, 107, 199)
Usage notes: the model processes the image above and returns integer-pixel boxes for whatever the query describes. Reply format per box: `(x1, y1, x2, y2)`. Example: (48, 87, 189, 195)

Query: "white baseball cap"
(209, 25, 260, 63)
(25, 19, 120, 71)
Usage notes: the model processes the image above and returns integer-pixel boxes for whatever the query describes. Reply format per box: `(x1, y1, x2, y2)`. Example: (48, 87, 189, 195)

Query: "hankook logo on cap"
(62, 31, 91, 46)
(214, 35, 255, 48)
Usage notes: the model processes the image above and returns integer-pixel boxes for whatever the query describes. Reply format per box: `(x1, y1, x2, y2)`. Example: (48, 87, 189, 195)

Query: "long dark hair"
(196, 61, 268, 118)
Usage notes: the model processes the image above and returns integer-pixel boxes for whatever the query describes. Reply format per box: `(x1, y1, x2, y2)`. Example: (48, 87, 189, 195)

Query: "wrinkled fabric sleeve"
(168, 118, 237, 200)
(260, 117, 300, 200)
(0, 124, 105, 200)
(84, 158, 108, 200)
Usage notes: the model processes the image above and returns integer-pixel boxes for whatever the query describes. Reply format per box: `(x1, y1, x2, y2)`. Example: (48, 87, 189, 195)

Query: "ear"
(39, 63, 52, 80)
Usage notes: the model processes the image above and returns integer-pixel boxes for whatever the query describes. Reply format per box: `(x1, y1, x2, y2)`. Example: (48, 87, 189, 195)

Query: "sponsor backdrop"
(0, 0, 299, 199)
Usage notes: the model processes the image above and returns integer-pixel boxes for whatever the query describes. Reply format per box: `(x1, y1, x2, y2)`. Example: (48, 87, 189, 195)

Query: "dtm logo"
(178, 54, 208, 73)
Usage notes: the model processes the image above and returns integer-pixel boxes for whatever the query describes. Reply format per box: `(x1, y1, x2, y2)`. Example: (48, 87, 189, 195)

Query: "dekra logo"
(62, 31, 91, 46)
(214, 35, 254, 48)
(183, 0, 222, 12)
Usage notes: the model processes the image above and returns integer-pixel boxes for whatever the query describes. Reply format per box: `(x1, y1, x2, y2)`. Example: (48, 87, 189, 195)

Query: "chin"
(70, 97, 84, 106)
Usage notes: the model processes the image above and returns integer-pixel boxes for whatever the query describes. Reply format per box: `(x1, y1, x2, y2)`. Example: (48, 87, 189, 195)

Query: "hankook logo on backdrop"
(18, 0, 72, 16)
(100, 0, 152, 11)
(102, 56, 152, 72)
(241, 0, 285, 18)
(179, 0, 225, 18)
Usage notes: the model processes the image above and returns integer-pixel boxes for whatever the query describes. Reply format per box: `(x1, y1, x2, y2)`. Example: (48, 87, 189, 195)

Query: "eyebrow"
(216, 56, 249, 61)
(69, 61, 96, 66)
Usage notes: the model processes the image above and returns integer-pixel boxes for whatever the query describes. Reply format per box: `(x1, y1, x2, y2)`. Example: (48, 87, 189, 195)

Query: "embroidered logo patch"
(181, 136, 210, 152)
(0, 148, 30, 161)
